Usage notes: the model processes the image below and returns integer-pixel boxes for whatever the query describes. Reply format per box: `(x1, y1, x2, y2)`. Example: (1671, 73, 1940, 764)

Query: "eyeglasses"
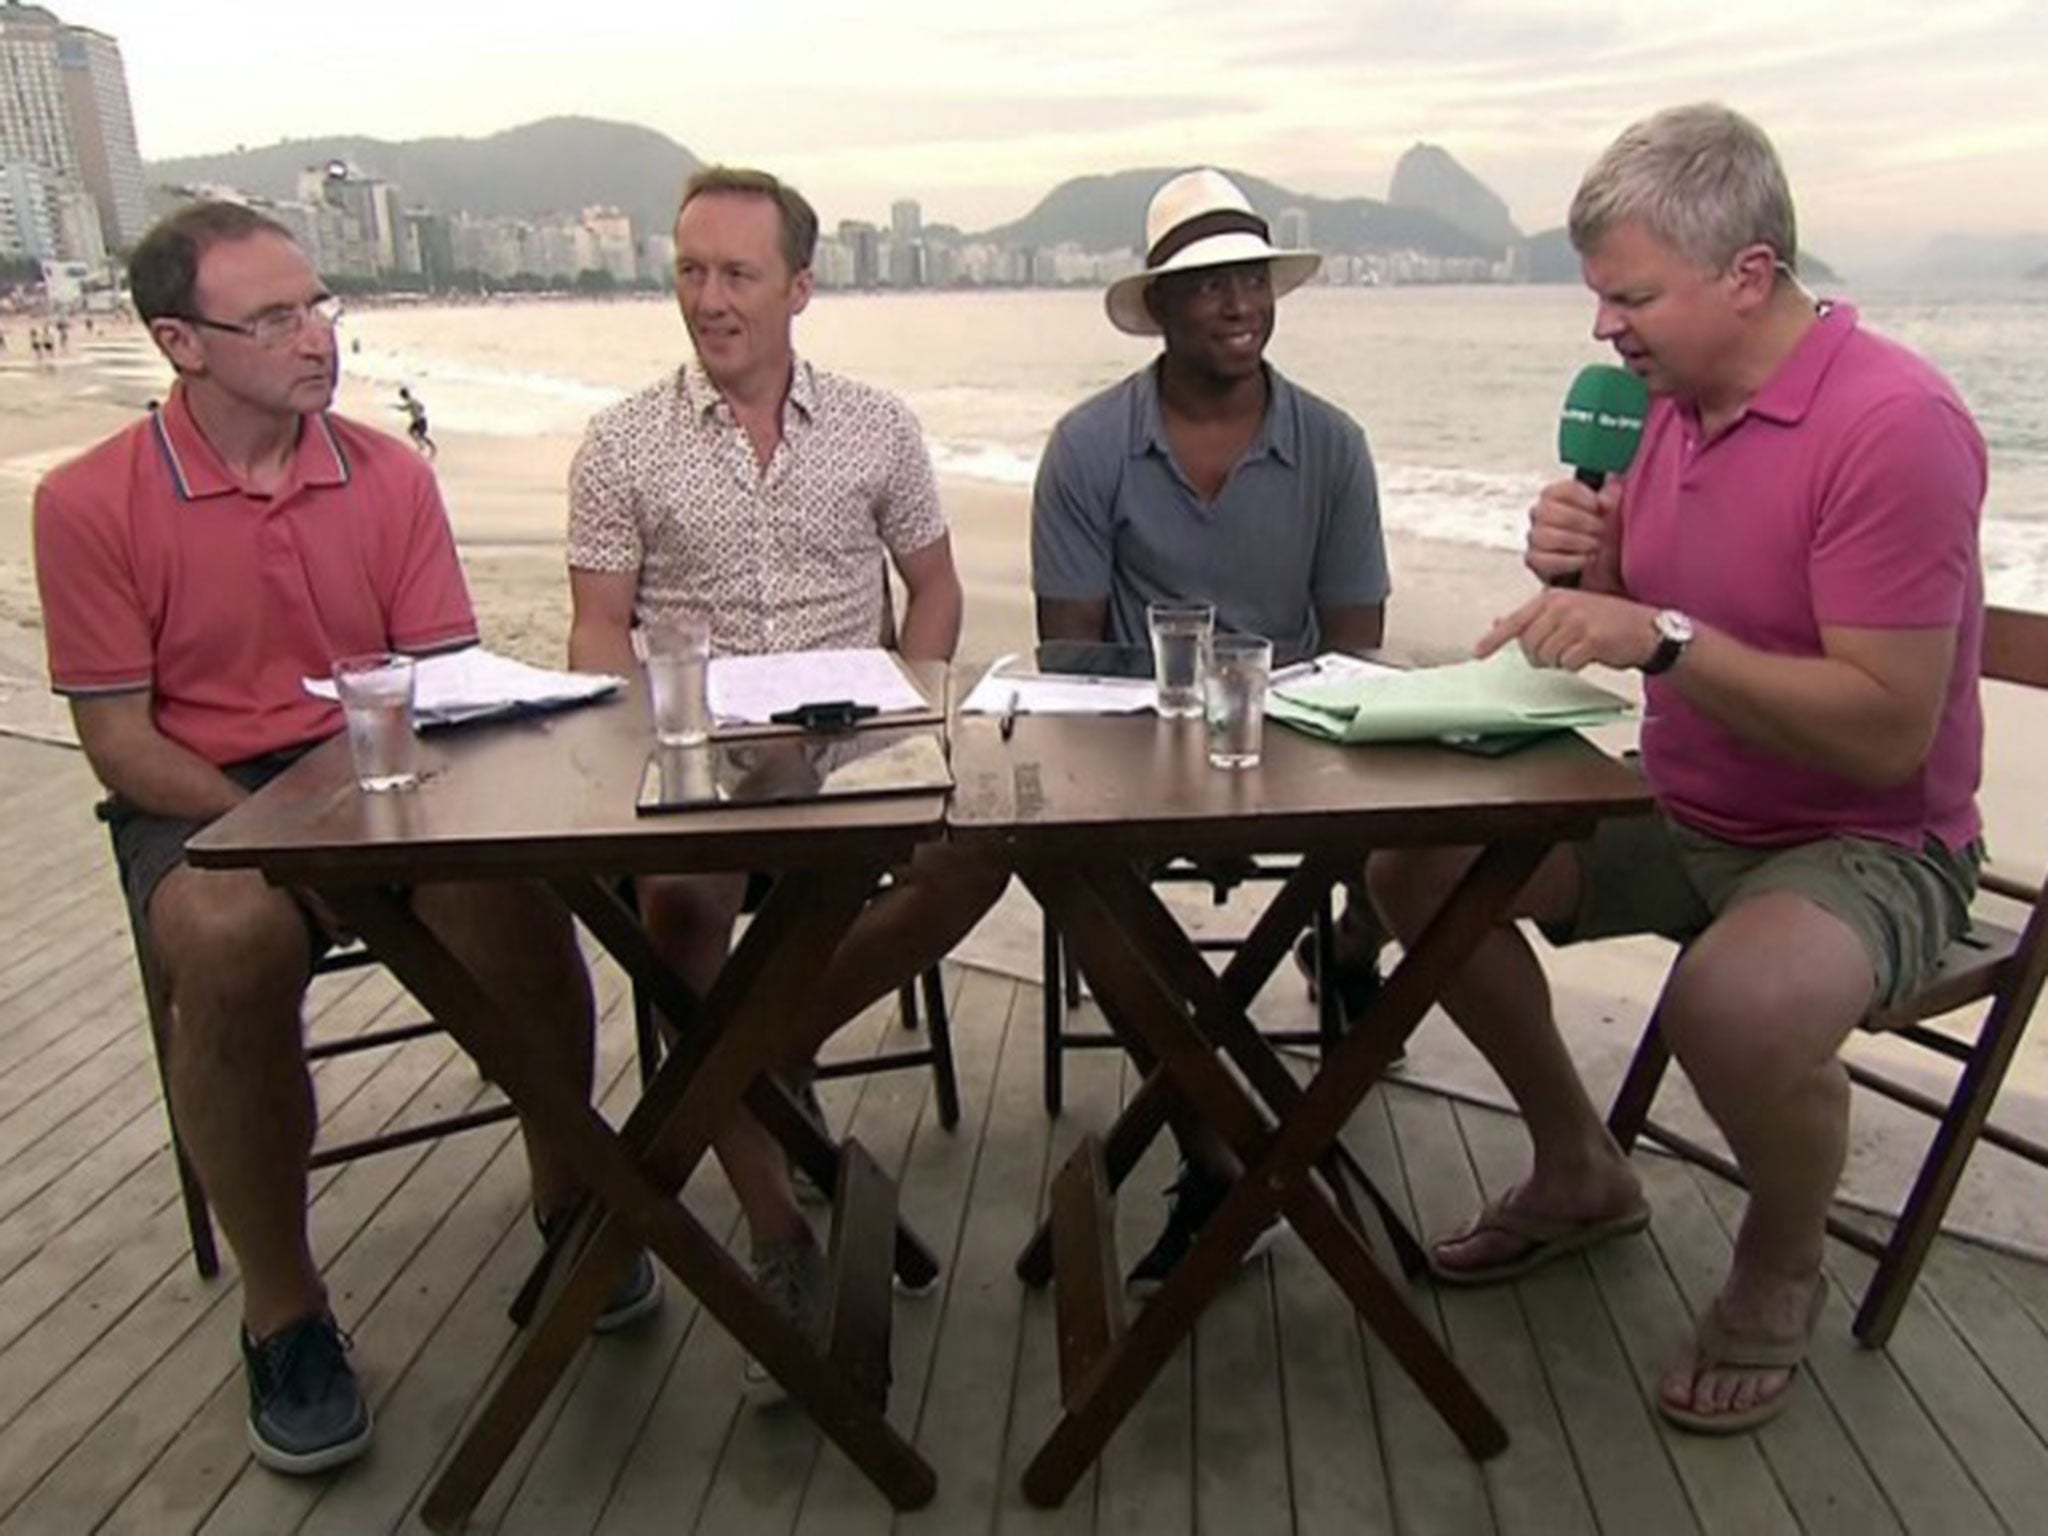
(179, 294, 344, 348)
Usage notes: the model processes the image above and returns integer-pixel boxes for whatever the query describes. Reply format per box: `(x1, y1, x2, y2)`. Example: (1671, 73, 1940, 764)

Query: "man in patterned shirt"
(567, 167, 1005, 1367)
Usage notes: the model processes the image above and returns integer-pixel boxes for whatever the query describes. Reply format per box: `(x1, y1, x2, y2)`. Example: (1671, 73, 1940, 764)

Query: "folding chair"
(1605, 604, 2048, 1345)
(1040, 859, 1348, 1114)
(107, 810, 532, 1281)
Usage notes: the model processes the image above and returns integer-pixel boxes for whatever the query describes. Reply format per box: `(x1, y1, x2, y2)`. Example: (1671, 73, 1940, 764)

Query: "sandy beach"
(4, 322, 2046, 1256)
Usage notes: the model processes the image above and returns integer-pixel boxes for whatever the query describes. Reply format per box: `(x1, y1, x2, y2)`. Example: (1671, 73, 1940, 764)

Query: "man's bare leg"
(412, 880, 595, 1220)
(1651, 893, 1866, 1421)
(1367, 843, 1645, 1263)
(773, 843, 1008, 1074)
(638, 873, 807, 1250)
(150, 865, 321, 1340)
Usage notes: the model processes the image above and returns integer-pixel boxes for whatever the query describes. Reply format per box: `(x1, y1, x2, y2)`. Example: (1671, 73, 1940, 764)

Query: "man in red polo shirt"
(1371, 106, 1985, 1435)
(31, 203, 652, 1477)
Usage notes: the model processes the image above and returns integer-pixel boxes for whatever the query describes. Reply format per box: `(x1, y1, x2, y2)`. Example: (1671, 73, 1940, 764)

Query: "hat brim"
(1104, 236, 1322, 336)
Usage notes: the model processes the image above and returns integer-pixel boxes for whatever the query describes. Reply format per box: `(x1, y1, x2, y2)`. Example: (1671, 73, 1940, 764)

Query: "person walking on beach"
(566, 166, 1005, 1380)
(31, 201, 654, 1477)
(1031, 166, 1394, 1295)
(397, 384, 435, 457)
(1371, 103, 1986, 1435)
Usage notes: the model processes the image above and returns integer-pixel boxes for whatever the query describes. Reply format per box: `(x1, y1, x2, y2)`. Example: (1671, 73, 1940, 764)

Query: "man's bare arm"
(1482, 590, 1956, 789)
(1316, 601, 1386, 656)
(567, 567, 642, 676)
(1035, 596, 1111, 642)
(71, 692, 249, 821)
(893, 536, 964, 662)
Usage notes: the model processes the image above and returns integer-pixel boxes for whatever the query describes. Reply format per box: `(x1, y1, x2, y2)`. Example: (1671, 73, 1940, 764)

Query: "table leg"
(1014, 840, 1548, 1503)
(324, 872, 937, 1526)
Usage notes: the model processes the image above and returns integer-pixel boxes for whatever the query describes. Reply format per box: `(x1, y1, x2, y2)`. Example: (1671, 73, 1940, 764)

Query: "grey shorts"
(105, 745, 318, 920)
(1541, 811, 1981, 1012)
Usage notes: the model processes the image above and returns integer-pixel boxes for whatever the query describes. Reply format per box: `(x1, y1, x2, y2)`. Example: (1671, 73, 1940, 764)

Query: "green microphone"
(1551, 364, 1649, 586)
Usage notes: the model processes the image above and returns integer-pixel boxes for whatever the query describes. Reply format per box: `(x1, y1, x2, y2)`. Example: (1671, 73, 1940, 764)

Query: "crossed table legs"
(316, 862, 941, 1529)
(1012, 837, 1552, 1506)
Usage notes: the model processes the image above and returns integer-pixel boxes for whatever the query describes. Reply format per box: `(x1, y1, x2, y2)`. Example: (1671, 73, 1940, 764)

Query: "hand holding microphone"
(1540, 364, 1647, 588)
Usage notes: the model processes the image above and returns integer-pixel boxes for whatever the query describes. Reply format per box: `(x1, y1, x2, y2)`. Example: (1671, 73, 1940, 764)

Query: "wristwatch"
(1640, 609, 1695, 676)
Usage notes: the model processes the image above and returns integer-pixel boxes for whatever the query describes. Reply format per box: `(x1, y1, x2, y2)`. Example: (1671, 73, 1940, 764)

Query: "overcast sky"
(51, 0, 2048, 271)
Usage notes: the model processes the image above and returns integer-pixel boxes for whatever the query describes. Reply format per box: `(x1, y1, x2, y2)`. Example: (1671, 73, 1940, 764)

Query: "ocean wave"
(340, 345, 624, 436)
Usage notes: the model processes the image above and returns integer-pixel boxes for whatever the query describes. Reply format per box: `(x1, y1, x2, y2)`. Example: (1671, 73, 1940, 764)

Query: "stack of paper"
(959, 656, 1157, 716)
(1267, 646, 1632, 744)
(707, 648, 930, 725)
(305, 648, 624, 728)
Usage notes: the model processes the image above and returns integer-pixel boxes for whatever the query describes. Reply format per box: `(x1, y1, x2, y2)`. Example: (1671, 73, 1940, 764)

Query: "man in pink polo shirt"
(31, 203, 651, 1477)
(1371, 106, 1985, 1434)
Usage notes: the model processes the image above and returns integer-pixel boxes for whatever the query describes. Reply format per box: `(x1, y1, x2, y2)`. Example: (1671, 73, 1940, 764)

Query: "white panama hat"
(1103, 167, 1322, 337)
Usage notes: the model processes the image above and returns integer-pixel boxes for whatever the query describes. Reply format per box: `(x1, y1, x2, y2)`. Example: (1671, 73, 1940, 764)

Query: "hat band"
(1147, 208, 1271, 268)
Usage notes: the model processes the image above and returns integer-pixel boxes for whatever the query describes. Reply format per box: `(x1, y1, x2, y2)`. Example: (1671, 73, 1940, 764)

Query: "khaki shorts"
(1542, 812, 1981, 1012)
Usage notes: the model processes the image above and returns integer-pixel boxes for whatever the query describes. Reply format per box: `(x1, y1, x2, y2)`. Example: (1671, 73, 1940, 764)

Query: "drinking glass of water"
(1204, 634, 1272, 770)
(644, 614, 712, 746)
(333, 653, 420, 792)
(1147, 600, 1214, 719)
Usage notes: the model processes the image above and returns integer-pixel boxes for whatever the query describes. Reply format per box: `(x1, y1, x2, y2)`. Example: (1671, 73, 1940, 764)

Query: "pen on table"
(998, 688, 1020, 741)
(1269, 657, 1324, 688)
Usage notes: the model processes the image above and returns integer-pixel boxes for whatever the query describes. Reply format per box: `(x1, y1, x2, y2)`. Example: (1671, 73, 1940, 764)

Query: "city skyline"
(37, 0, 2048, 276)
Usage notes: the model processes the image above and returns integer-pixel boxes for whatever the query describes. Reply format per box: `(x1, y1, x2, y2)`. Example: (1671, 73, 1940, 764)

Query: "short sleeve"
(1810, 392, 1984, 629)
(32, 475, 153, 695)
(1310, 418, 1392, 607)
(875, 397, 947, 556)
(567, 409, 646, 574)
(386, 467, 479, 654)
(1030, 417, 1114, 600)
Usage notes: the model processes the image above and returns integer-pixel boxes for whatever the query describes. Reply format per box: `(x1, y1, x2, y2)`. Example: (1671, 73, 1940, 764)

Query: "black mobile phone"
(1033, 640, 1154, 680)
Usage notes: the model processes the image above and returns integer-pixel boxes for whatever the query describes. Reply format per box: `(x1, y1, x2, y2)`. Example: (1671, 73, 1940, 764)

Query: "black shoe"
(1126, 1161, 1285, 1298)
(1294, 932, 1402, 1069)
(241, 1312, 374, 1475)
(537, 1211, 664, 1333)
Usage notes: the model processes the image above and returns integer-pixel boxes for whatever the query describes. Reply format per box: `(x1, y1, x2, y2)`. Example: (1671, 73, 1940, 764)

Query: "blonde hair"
(1569, 103, 1798, 273)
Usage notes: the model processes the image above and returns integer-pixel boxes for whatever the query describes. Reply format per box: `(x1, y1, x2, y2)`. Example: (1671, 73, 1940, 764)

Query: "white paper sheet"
(304, 647, 624, 727)
(958, 655, 1158, 717)
(706, 648, 930, 725)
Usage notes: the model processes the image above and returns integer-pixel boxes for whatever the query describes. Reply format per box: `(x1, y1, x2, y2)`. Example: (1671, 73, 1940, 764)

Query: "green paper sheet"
(1266, 647, 1633, 745)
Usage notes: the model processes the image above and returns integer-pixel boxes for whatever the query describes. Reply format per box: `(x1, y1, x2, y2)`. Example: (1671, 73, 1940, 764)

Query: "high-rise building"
(890, 199, 921, 242)
(1276, 207, 1310, 251)
(57, 22, 146, 249)
(0, 3, 144, 255)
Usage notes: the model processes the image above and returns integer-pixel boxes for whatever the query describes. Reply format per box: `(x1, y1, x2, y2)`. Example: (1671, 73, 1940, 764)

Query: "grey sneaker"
(536, 1211, 664, 1333)
(241, 1312, 374, 1475)
(744, 1232, 828, 1391)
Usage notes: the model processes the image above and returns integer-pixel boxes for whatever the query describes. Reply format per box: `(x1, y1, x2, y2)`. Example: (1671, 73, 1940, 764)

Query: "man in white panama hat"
(1032, 166, 1393, 1293)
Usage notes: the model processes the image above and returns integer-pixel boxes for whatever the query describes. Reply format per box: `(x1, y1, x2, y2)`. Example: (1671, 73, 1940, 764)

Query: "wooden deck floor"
(3, 731, 2048, 1535)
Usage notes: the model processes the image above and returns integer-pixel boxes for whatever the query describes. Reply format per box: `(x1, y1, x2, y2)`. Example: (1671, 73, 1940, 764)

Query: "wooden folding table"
(947, 703, 1651, 1505)
(188, 684, 952, 1525)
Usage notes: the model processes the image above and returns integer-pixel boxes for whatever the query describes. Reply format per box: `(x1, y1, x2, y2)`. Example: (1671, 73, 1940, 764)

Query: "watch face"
(1657, 610, 1695, 644)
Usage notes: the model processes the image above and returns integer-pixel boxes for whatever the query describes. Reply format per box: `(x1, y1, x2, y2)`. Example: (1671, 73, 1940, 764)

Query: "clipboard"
(636, 724, 954, 815)
(708, 649, 945, 740)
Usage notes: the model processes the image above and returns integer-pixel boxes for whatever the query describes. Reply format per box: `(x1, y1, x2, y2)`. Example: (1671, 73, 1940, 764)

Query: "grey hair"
(1568, 103, 1798, 273)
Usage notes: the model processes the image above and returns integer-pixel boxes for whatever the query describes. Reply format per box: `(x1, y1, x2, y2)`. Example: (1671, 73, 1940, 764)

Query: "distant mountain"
(975, 167, 1495, 259)
(2030, 260, 2048, 282)
(1388, 144, 1520, 251)
(1523, 227, 1579, 284)
(1904, 232, 2048, 284)
(1521, 226, 1840, 287)
(148, 117, 702, 238)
